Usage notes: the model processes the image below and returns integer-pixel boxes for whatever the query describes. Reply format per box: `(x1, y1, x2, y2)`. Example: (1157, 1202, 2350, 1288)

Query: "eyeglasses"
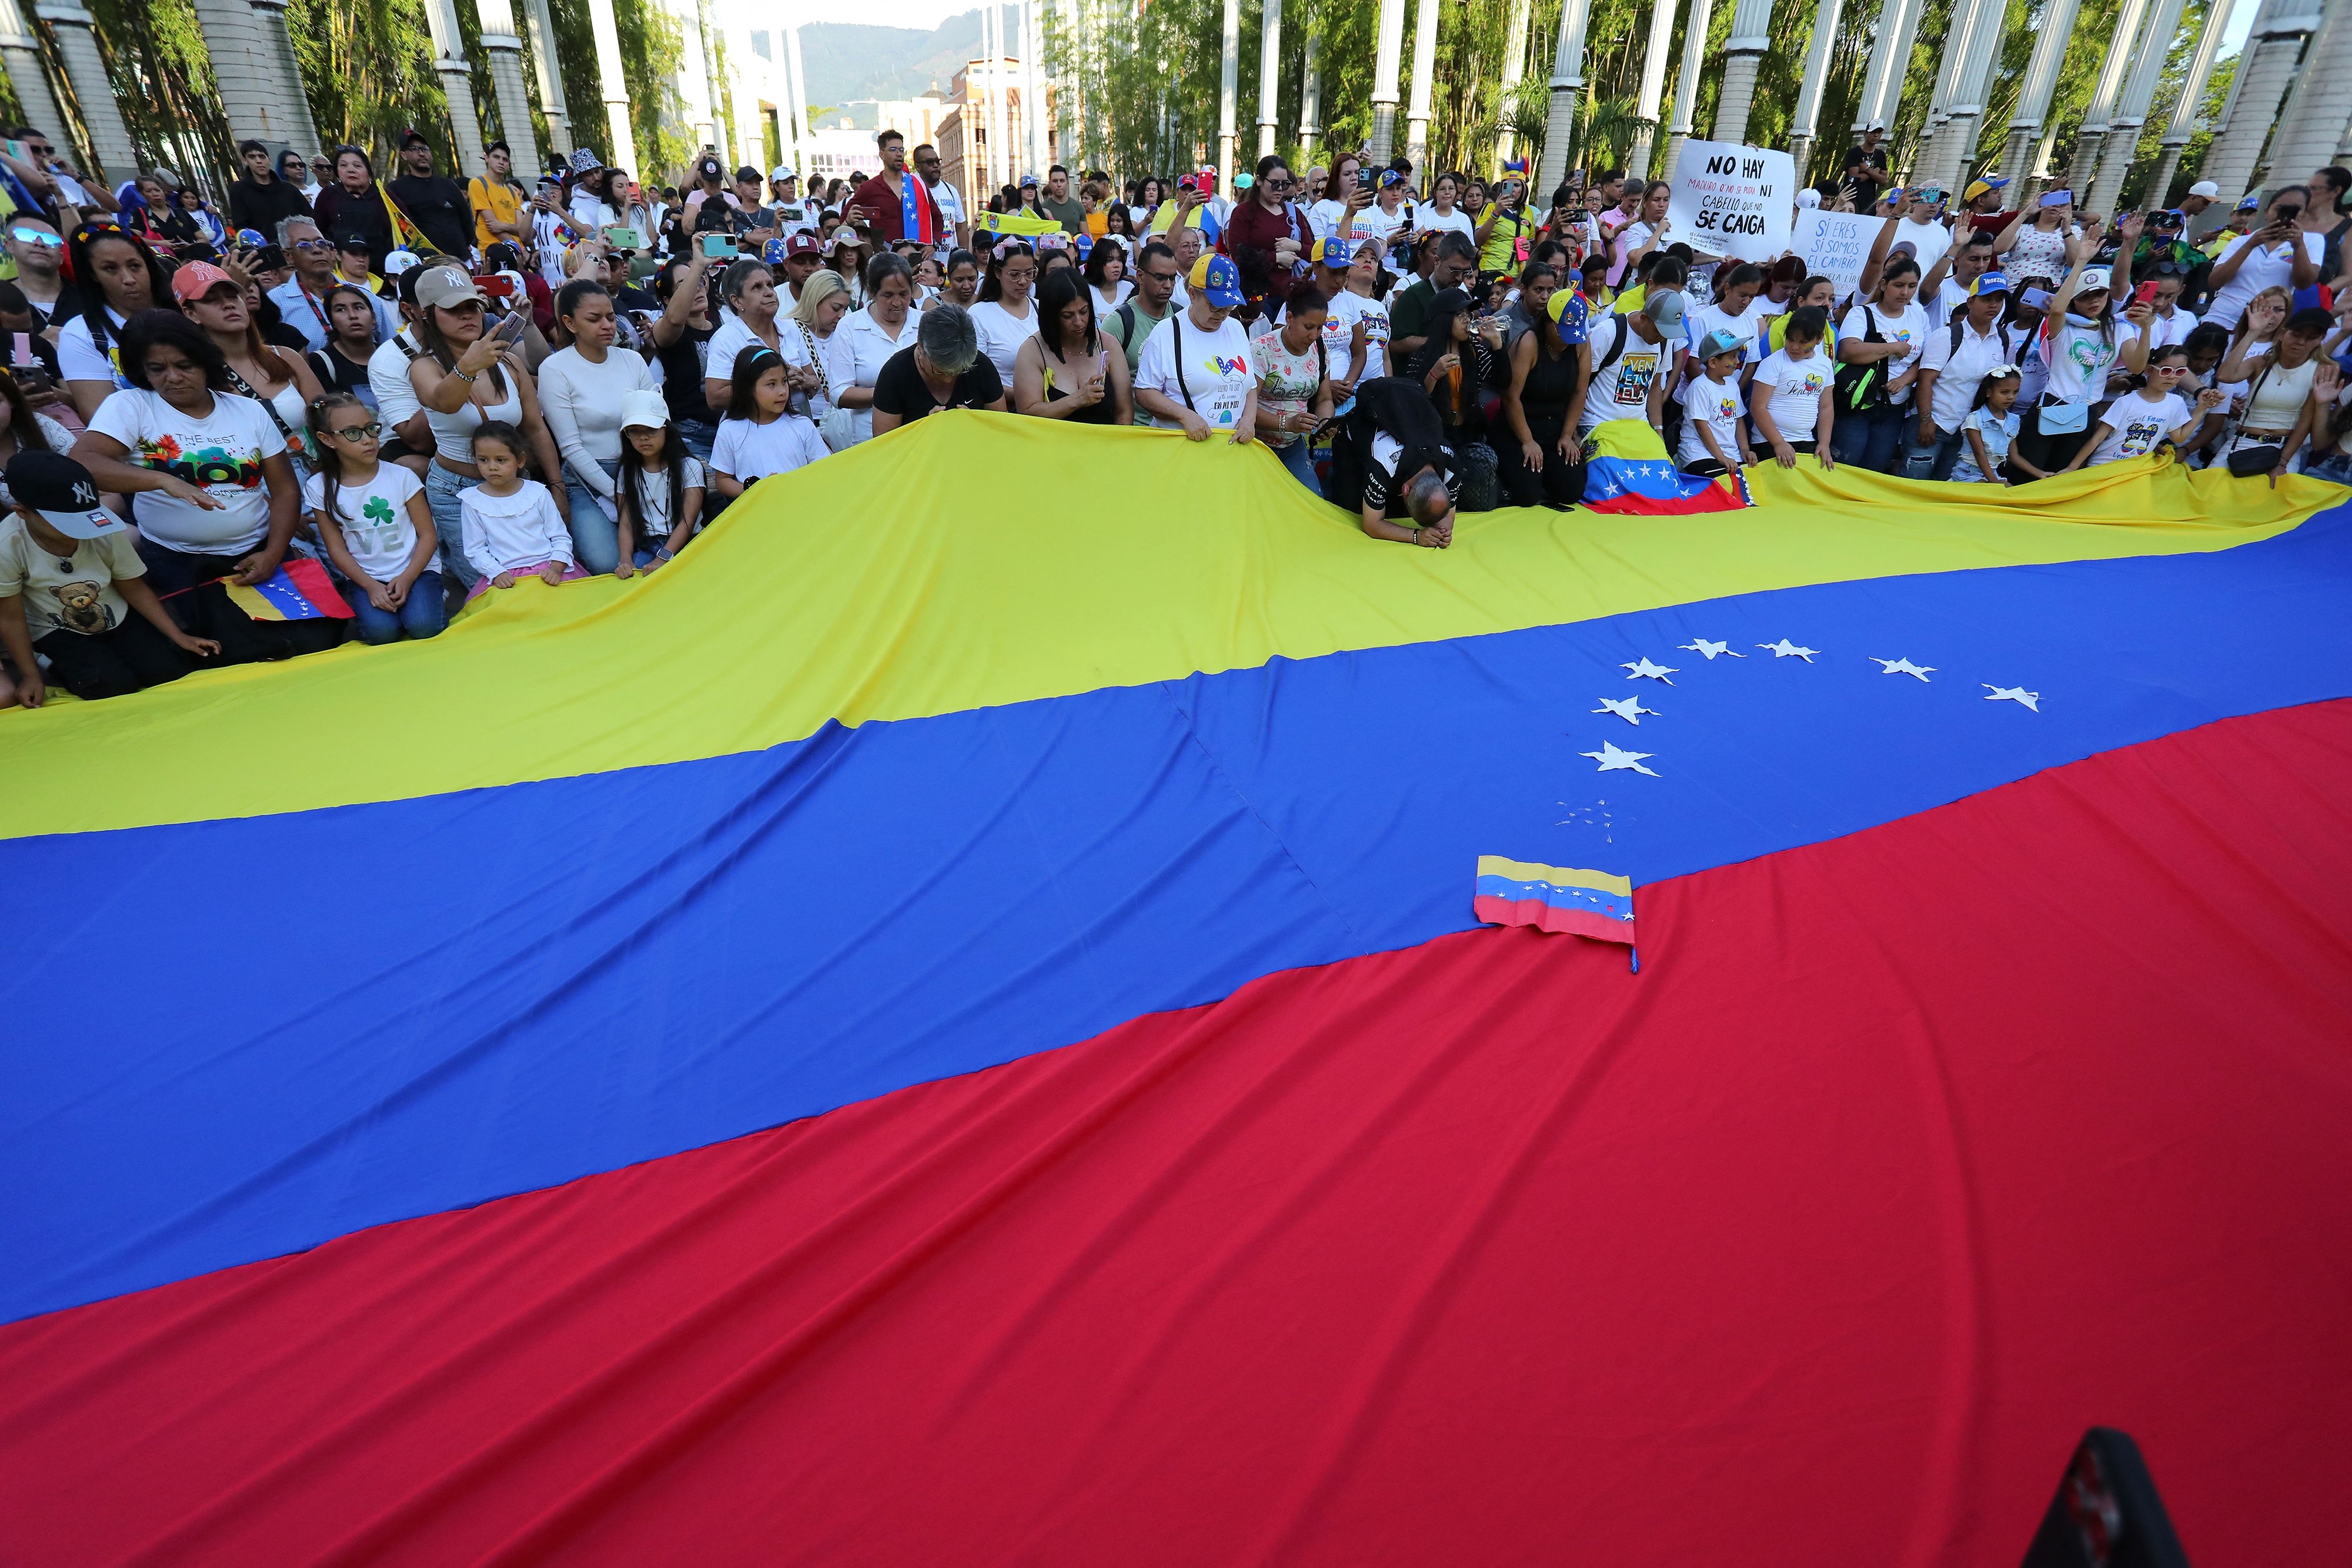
(292, 238, 338, 252)
(2151, 364, 2191, 375)
(9, 226, 61, 247)
(328, 422, 385, 440)
(26, 142, 54, 157)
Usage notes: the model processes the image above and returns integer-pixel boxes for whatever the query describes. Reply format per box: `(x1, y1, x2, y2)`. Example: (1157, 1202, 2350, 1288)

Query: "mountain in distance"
(796, 8, 1025, 126)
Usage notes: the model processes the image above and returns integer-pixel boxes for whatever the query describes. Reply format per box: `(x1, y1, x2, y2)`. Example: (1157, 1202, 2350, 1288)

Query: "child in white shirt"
(2066, 345, 2221, 471)
(459, 421, 579, 594)
(1676, 327, 1755, 476)
(1745, 306, 1837, 467)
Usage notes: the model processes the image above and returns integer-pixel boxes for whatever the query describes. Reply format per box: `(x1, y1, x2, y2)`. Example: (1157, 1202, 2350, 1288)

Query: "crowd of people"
(2, 115, 2350, 709)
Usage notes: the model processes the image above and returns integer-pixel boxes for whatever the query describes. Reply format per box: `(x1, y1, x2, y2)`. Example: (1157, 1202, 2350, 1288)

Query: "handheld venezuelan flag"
(1474, 855, 1635, 944)
(221, 557, 355, 622)
(1583, 454, 1750, 515)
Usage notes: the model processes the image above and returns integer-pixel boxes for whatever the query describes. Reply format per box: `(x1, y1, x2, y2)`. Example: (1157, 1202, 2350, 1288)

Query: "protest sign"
(1665, 140, 1796, 263)
(1790, 210, 1881, 301)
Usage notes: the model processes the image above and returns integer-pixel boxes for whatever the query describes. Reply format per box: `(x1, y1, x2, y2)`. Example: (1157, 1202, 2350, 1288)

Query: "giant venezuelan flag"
(4, 417, 2351, 1564)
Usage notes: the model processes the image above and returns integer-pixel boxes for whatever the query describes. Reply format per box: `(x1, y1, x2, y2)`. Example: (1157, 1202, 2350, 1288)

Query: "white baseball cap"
(770, 165, 796, 182)
(2187, 180, 2220, 199)
(617, 389, 670, 432)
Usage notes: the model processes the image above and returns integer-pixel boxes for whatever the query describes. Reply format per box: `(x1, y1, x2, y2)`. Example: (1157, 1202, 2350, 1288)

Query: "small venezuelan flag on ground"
(223, 558, 354, 622)
(1474, 856, 1636, 945)
(1582, 455, 1750, 516)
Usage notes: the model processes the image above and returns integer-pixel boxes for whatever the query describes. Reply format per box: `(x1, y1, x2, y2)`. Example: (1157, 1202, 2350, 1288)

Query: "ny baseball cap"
(6, 450, 124, 539)
(2188, 180, 2220, 199)
(413, 265, 485, 310)
(1693, 326, 1748, 360)
(1194, 253, 1244, 309)
(169, 259, 236, 303)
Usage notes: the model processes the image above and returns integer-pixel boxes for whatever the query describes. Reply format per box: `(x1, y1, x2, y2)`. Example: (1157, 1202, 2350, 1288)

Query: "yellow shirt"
(471, 176, 523, 253)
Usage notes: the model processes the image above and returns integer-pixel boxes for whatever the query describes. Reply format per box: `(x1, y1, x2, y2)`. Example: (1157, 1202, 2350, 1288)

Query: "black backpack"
(1833, 303, 1887, 414)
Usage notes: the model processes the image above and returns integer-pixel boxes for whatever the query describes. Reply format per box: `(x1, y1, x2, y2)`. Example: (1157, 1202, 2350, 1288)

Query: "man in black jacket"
(228, 140, 312, 239)
(1330, 376, 1460, 549)
(387, 129, 474, 261)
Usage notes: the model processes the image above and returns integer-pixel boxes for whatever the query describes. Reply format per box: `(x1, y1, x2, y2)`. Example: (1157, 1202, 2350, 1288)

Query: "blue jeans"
(1832, 401, 1907, 473)
(563, 457, 621, 575)
(423, 462, 481, 606)
(1273, 437, 1322, 497)
(676, 419, 717, 464)
(1902, 421, 1966, 482)
(342, 571, 448, 644)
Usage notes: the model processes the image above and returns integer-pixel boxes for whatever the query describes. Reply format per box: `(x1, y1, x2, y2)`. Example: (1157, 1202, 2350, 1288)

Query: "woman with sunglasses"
(1228, 155, 1315, 323)
(58, 222, 178, 422)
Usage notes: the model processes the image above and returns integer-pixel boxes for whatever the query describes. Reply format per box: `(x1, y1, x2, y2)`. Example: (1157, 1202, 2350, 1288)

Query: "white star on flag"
(1581, 741, 1660, 776)
(1983, 684, 2041, 711)
(1872, 657, 1935, 681)
(1621, 657, 1678, 683)
(1678, 638, 1745, 660)
(1759, 640, 1819, 661)
(1592, 696, 1658, 725)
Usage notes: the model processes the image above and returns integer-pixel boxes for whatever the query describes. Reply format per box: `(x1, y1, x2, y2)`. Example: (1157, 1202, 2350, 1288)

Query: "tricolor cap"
(1970, 269, 2013, 296)
(1314, 235, 1351, 267)
(762, 236, 792, 265)
(1378, 169, 1406, 188)
(2187, 180, 2220, 199)
(169, 259, 237, 303)
(1018, 172, 1040, 190)
(1195, 253, 1244, 309)
(2039, 188, 2074, 209)
(2235, 192, 2261, 211)
(617, 389, 670, 432)
(1693, 326, 1748, 361)
(235, 227, 269, 248)
(6, 450, 125, 539)
(1962, 175, 2010, 202)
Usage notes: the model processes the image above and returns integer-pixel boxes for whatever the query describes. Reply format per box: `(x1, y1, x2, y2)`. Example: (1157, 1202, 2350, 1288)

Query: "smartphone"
(492, 310, 528, 343)
(603, 226, 641, 249)
(2132, 280, 2159, 307)
(12, 365, 54, 393)
(473, 273, 516, 299)
(251, 243, 286, 272)
(701, 232, 738, 259)
(1355, 168, 1372, 191)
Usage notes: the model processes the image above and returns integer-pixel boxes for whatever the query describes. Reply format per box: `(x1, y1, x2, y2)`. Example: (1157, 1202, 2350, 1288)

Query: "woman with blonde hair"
(789, 268, 858, 445)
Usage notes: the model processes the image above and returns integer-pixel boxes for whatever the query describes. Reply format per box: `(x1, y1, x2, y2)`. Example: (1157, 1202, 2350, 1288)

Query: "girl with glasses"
(2064, 345, 2222, 472)
(303, 392, 443, 641)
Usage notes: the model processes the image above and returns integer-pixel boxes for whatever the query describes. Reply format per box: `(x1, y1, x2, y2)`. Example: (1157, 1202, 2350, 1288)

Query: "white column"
(1662, 0, 1714, 175)
(2148, 0, 2235, 201)
(1256, 0, 1281, 159)
(2258, 0, 2352, 189)
(1535, 0, 1593, 193)
(188, 0, 322, 151)
(1218, 0, 1238, 195)
(1368, 0, 1406, 165)
(1712, 0, 1776, 145)
(783, 18, 809, 173)
(1026, 0, 1049, 175)
(1910, 0, 1980, 185)
(0, 0, 58, 145)
(584, 0, 636, 173)
(1933, 0, 2009, 190)
(1626, 0, 1679, 178)
(1297, 6, 1322, 162)
(1786, 0, 1846, 176)
(2087, 0, 2188, 215)
(1404, 0, 1439, 170)
(1495, 0, 1533, 166)
(1997, 0, 2080, 198)
(521, 0, 573, 157)
(984, 4, 1003, 195)
(1855, 0, 1923, 133)
(419, 0, 487, 174)
(2193, 0, 2316, 211)
(476, 0, 541, 163)
(32, 1, 133, 178)
(2065, 0, 2149, 197)
(679, 0, 717, 158)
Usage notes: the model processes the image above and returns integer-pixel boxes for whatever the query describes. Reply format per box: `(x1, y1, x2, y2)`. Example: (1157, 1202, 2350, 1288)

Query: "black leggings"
(1496, 410, 1587, 507)
(135, 540, 341, 663)
(35, 616, 199, 700)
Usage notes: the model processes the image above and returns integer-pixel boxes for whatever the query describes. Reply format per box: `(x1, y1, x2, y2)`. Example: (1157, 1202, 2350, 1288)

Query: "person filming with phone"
(2204, 186, 2323, 330)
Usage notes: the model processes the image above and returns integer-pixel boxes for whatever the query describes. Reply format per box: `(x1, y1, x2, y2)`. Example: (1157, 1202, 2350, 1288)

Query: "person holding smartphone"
(2204, 185, 2323, 330)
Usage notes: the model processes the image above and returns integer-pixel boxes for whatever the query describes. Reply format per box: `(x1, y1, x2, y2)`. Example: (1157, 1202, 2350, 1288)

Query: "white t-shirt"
(2205, 230, 2327, 330)
(710, 412, 828, 483)
(89, 389, 285, 556)
(302, 460, 426, 584)
(1347, 202, 1412, 255)
(1750, 347, 1834, 443)
(1893, 216, 1950, 277)
(1324, 289, 1391, 381)
(1686, 298, 1768, 357)
(2040, 315, 2123, 403)
(840, 306, 920, 443)
(1134, 310, 1255, 432)
(0, 514, 144, 641)
(1678, 373, 1748, 466)
(56, 307, 132, 387)
(368, 332, 425, 428)
(620, 456, 707, 537)
(1919, 316, 2017, 433)
(2087, 391, 2191, 465)
(1418, 206, 1476, 244)
(926, 180, 966, 260)
(460, 478, 574, 576)
(1581, 315, 1668, 432)
(968, 299, 1041, 383)
(1840, 300, 1930, 407)
(1308, 198, 1352, 243)
(2123, 306, 2200, 355)
(704, 314, 809, 393)
(537, 346, 657, 496)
